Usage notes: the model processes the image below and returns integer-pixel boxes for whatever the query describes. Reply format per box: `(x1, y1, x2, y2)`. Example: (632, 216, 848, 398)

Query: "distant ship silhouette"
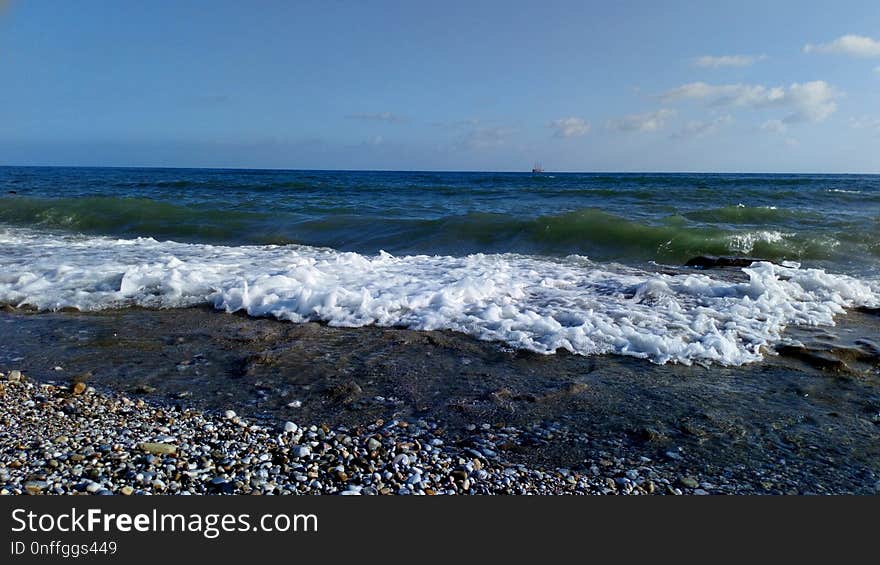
(531, 161, 544, 173)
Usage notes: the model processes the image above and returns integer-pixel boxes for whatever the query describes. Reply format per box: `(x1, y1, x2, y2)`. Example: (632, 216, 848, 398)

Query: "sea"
(1, 167, 878, 366)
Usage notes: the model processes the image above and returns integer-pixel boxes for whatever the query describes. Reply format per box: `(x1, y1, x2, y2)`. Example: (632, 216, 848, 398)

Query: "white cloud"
(662, 81, 838, 123)
(804, 34, 880, 57)
(663, 82, 785, 106)
(365, 135, 384, 145)
(760, 119, 787, 134)
(786, 81, 838, 122)
(607, 109, 675, 132)
(346, 112, 407, 123)
(694, 54, 766, 68)
(549, 117, 591, 138)
(875, 65, 880, 74)
(672, 114, 733, 139)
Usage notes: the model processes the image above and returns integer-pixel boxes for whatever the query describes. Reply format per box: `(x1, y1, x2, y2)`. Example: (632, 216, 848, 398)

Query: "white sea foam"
(0, 227, 877, 366)
(727, 230, 790, 254)
(826, 188, 863, 195)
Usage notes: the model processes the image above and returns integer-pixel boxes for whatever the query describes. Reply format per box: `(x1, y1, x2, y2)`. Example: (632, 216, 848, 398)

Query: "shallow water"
(2, 306, 878, 493)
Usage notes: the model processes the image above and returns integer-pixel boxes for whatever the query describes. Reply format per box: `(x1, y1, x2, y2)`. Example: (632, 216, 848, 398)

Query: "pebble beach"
(0, 368, 760, 496)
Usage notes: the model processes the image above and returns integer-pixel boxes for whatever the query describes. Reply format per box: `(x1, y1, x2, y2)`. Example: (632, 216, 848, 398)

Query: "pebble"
(139, 442, 178, 456)
(292, 446, 311, 458)
(0, 367, 769, 496)
(679, 476, 700, 489)
(24, 480, 48, 494)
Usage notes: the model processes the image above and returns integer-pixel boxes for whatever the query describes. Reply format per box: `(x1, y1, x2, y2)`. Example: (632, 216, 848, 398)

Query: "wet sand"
(2, 305, 879, 494)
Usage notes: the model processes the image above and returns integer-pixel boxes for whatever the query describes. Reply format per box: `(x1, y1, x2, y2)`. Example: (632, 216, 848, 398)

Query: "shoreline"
(0, 368, 724, 495)
(2, 306, 879, 494)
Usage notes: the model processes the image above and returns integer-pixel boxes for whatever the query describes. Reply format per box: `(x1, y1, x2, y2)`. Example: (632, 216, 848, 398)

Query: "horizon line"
(1, 164, 879, 176)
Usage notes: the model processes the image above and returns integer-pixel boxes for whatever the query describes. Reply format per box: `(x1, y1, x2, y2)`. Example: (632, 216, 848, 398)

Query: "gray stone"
(679, 477, 700, 489)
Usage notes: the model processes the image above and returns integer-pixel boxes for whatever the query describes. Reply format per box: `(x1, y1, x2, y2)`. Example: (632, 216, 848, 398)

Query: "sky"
(1, 0, 879, 172)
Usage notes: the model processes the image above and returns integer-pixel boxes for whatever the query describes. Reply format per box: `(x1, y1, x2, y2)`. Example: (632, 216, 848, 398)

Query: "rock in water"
(72, 382, 87, 395)
(71, 371, 92, 384)
(684, 256, 760, 269)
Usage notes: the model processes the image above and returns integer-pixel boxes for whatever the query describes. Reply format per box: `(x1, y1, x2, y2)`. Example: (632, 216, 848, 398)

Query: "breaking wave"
(1, 227, 876, 366)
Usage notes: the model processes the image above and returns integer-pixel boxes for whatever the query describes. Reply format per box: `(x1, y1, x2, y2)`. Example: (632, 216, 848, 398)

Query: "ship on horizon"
(531, 161, 544, 173)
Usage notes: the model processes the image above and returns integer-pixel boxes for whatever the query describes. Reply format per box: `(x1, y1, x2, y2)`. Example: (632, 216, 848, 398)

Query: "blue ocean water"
(1, 167, 878, 365)
(1, 167, 877, 273)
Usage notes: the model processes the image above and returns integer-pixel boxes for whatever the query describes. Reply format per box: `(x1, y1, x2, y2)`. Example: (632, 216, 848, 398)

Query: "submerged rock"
(775, 343, 879, 375)
(684, 256, 762, 269)
(326, 380, 363, 404)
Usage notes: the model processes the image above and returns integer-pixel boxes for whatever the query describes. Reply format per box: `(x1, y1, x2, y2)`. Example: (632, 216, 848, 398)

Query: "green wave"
(505, 209, 836, 261)
(0, 196, 862, 263)
(684, 205, 821, 225)
(0, 196, 270, 242)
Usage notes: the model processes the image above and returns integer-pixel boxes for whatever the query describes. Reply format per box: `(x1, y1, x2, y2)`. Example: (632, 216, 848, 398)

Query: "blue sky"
(1, 0, 879, 172)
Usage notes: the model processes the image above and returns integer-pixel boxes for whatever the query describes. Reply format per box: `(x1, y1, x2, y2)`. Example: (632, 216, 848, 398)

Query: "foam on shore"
(1, 227, 877, 366)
